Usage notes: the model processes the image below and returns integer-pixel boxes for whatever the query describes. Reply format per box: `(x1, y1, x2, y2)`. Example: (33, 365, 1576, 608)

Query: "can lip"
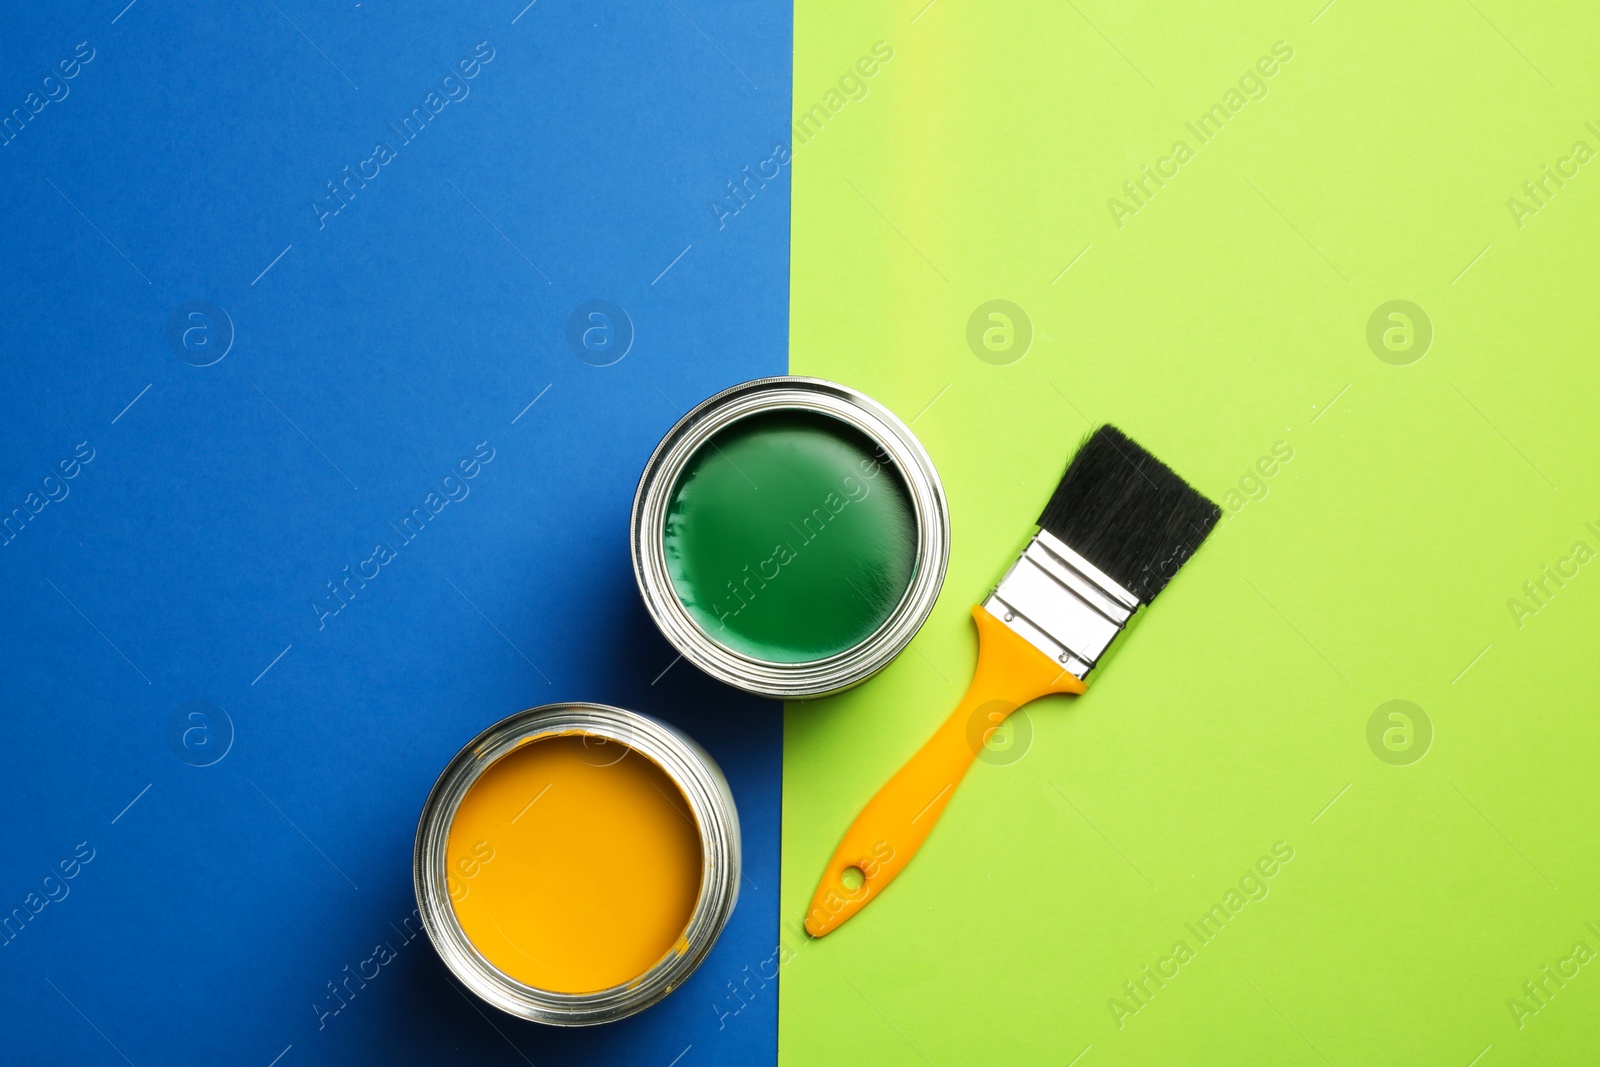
(631, 376, 950, 699)
(413, 703, 740, 1027)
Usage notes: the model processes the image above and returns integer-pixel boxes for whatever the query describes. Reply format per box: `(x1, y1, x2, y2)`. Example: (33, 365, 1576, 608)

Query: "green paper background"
(782, 2, 1600, 1064)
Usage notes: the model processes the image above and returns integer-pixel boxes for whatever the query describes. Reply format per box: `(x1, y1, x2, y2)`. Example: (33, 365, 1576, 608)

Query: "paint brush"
(805, 425, 1221, 936)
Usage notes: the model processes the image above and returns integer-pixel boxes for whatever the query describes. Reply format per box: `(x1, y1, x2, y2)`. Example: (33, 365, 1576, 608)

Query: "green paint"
(663, 410, 917, 663)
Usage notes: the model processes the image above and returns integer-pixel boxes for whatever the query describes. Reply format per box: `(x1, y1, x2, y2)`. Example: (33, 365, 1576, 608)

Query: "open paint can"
(632, 376, 948, 699)
(413, 703, 740, 1025)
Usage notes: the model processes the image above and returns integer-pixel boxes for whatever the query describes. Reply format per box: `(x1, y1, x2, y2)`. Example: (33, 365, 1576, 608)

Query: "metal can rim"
(413, 703, 741, 1026)
(630, 376, 949, 699)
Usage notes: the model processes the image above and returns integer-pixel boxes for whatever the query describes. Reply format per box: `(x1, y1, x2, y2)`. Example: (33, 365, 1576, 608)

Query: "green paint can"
(632, 377, 948, 698)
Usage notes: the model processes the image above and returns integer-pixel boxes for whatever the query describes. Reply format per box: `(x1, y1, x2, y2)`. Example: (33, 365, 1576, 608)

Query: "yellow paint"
(446, 734, 703, 993)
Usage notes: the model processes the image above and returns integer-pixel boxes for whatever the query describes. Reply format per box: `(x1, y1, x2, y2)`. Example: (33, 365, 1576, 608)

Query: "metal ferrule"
(981, 528, 1141, 679)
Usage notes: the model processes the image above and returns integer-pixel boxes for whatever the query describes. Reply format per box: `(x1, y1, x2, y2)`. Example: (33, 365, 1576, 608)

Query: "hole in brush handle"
(850, 839, 898, 892)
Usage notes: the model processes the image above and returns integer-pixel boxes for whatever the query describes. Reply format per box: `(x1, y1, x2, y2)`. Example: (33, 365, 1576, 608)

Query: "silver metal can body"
(631, 376, 949, 699)
(413, 703, 740, 1026)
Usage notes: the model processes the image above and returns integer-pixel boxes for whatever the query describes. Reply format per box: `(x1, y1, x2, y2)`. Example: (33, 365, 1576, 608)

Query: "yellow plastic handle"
(804, 605, 1086, 937)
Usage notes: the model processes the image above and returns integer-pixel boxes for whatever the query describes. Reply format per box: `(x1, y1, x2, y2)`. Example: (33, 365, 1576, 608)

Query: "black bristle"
(1036, 425, 1221, 604)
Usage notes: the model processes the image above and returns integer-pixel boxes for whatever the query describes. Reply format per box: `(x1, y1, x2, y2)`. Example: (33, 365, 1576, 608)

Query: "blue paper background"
(0, 1, 789, 1063)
